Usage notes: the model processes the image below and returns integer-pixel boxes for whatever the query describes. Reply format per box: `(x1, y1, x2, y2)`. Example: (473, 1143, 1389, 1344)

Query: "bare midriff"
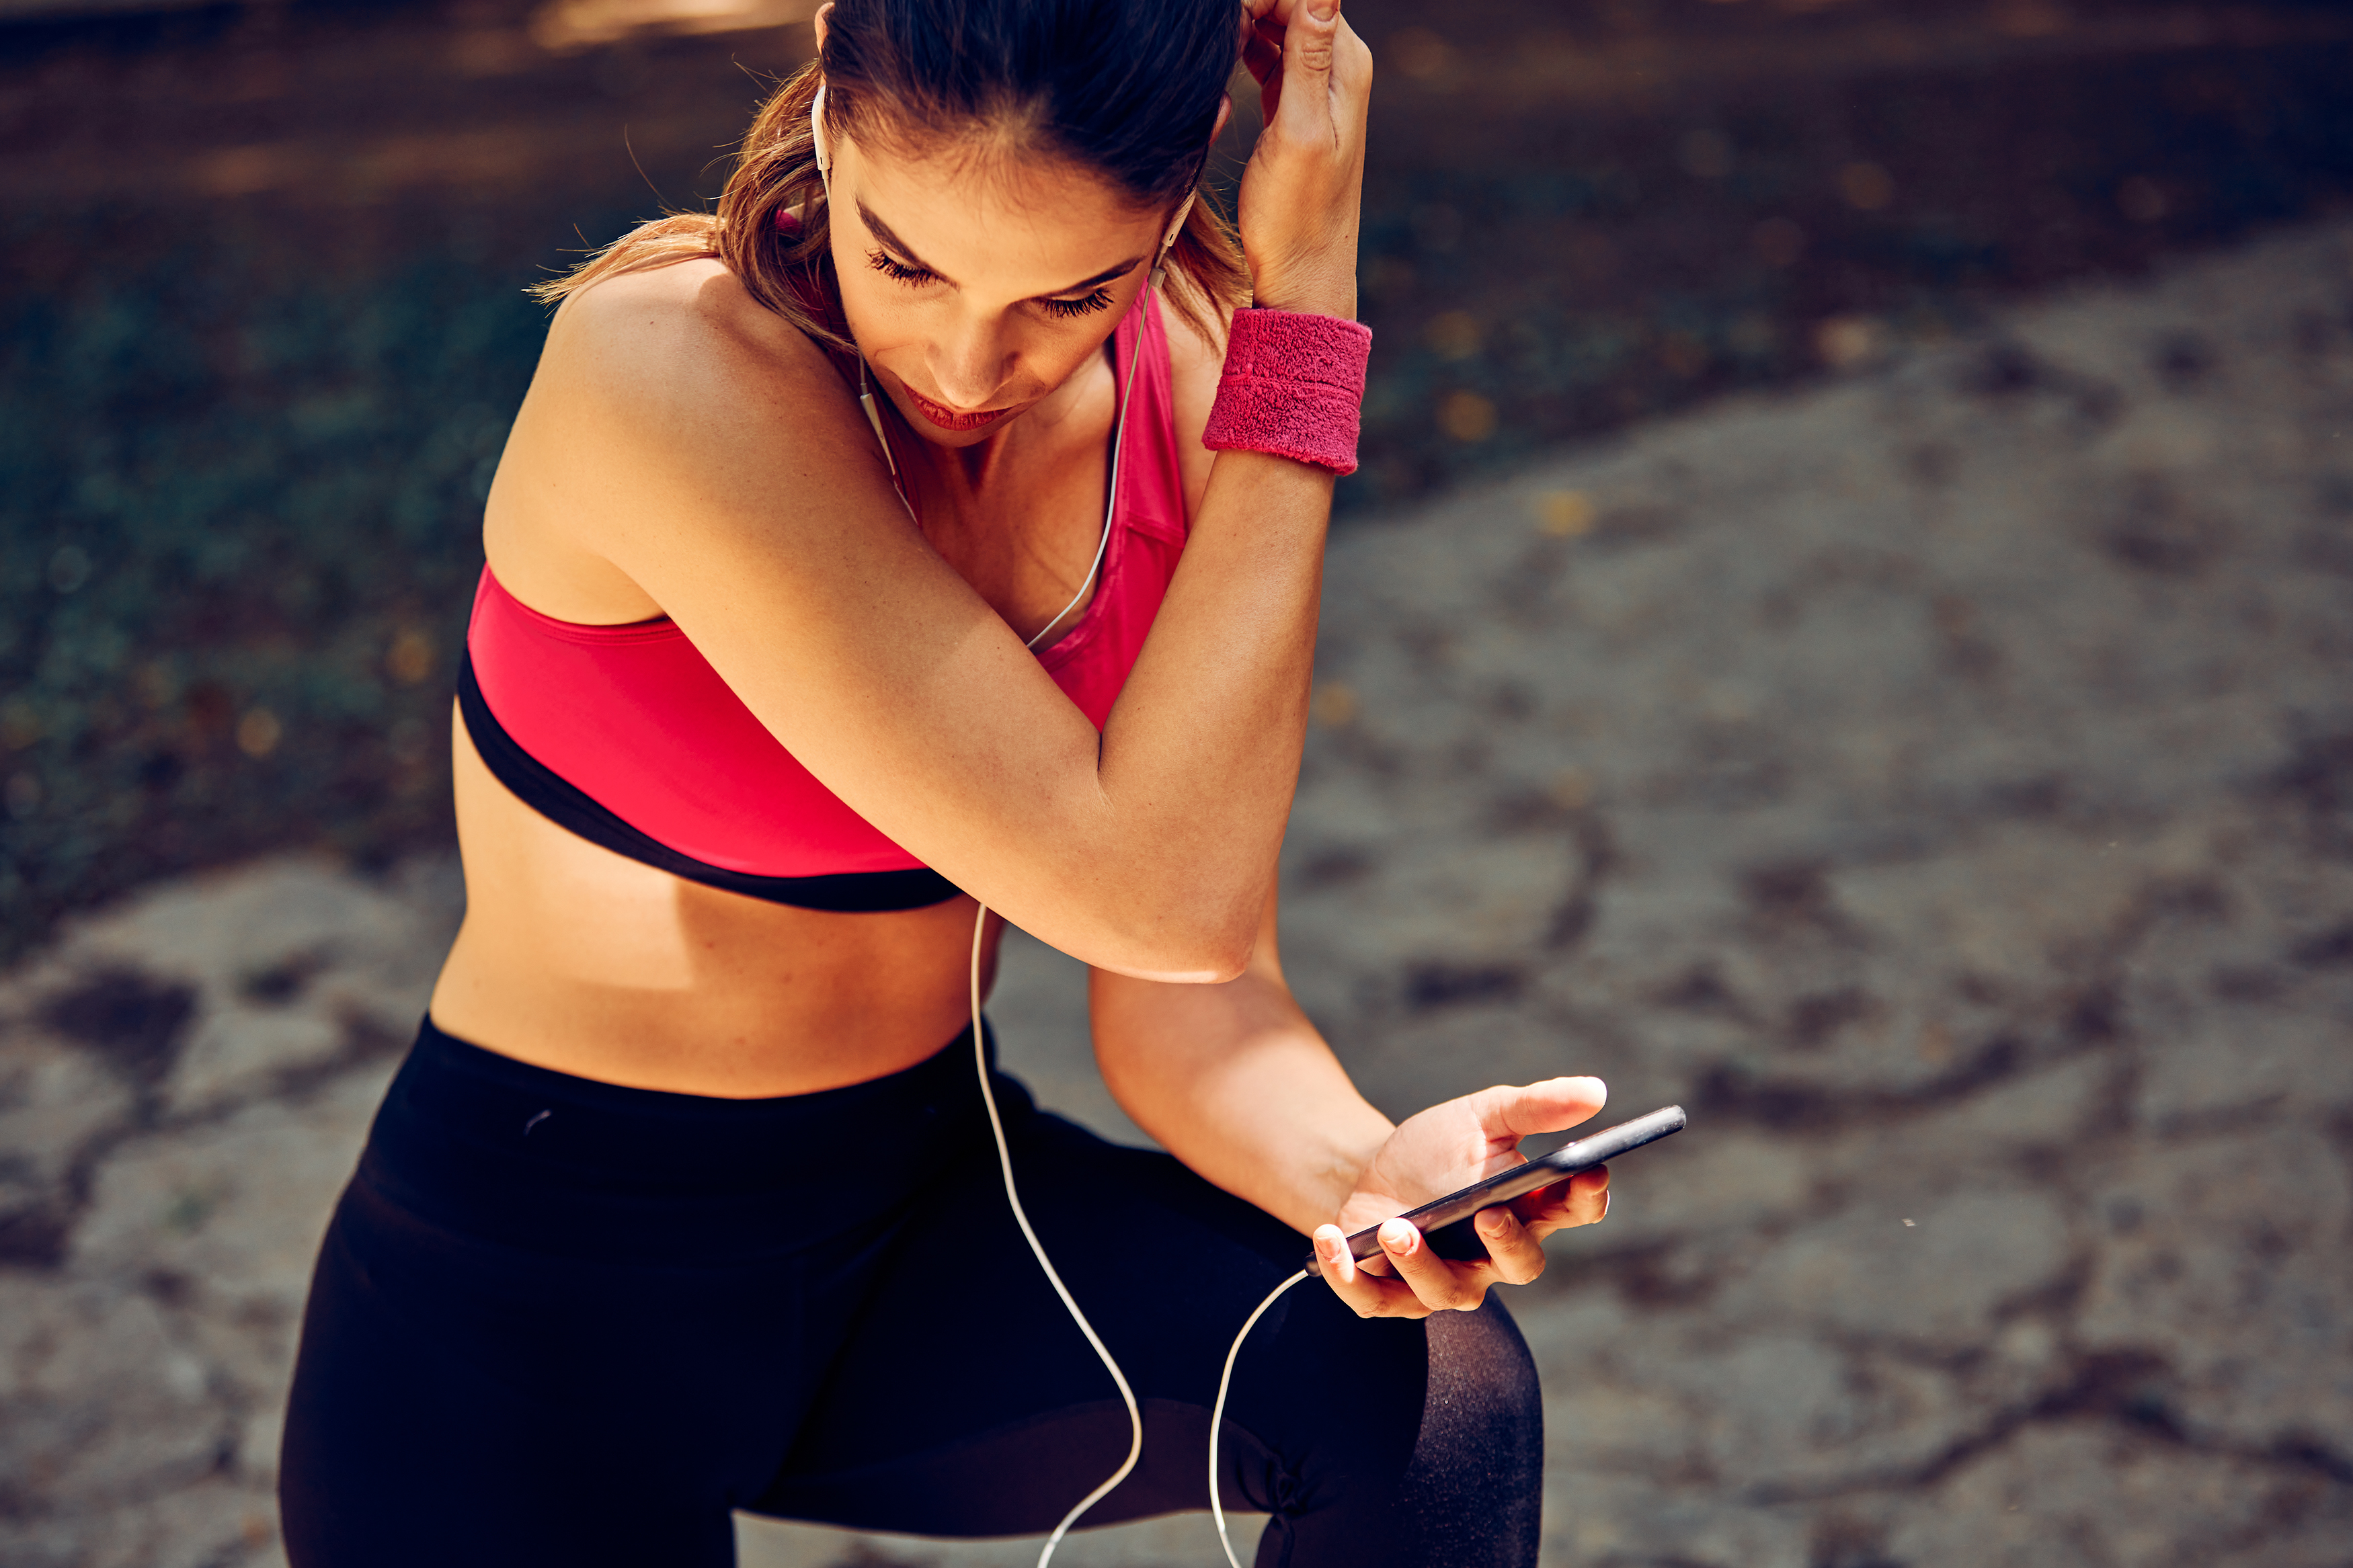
(428, 709, 1006, 1100)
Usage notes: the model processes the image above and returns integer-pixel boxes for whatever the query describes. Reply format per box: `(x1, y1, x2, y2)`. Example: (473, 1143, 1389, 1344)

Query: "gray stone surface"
(0, 858, 455, 1568)
(5, 221, 2352, 1565)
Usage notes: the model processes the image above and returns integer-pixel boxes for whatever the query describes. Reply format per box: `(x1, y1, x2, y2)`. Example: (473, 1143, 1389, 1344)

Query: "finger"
(1377, 1217, 1488, 1313)
(1513, 1166, 1609, 1231)
(1473, 1204, 1548, 1286)
(1513, 1165, 1610, 1238)
(1243, 29, 1282, 99)
(1249, 21, 1288, 120)
(1317, 1224, 1398, 1280)
(1316, 1225, 1431, 1318)
(1245, 0, 1317, 28)
(1463, 1077, 1608, 1147)
(1312, 1224, 1356, 1287)
(1268, 0, 1341, 147)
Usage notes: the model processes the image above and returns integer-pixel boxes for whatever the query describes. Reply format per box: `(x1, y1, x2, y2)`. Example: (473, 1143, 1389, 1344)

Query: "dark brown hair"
(532, 0, 1250, 346)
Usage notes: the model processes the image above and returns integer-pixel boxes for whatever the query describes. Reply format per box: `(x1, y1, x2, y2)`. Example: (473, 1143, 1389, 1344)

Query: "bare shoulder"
(539, 258, 846, 425)
(488, 257, 893, 619)
(1163, 299, 1230, 520)
(516, 258, 881, 529)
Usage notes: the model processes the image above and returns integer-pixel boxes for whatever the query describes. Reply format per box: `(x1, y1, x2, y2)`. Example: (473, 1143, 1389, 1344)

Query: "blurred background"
(2, 1, 2350, 1565)
(5, 0, 2351, 956)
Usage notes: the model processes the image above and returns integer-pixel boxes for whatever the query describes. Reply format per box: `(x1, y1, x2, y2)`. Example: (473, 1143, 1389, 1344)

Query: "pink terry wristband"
(1202, 308, 1373, 476)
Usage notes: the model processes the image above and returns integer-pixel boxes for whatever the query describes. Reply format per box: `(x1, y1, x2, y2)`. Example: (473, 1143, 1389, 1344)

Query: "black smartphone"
(1302, 1104, 1687, 1277)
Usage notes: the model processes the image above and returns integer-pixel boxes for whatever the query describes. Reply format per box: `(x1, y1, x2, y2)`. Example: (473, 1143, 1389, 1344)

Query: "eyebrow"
(856, 198, 1146, 297)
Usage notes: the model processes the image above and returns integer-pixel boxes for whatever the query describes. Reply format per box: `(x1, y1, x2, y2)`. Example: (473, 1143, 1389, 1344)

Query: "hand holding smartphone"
(1304, 1104, 1686, 1278)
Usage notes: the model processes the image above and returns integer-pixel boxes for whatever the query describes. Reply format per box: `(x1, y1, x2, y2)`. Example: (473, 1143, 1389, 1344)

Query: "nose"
(925, 306, 1016, 410)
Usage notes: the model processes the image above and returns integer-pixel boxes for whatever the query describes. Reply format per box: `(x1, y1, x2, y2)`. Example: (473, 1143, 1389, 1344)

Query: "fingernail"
(1309, 0, 1339, 20)
(1315, 1223, 1355, 1283)
(1477, 1208, 1509, 1235)
(1379, 1218, 1417, 1255)
(1601, 1191, 1613, 1221)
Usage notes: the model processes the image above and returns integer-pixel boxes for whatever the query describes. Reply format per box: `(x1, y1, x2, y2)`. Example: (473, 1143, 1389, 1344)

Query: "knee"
(1425, 1298, 1543, 1451)
(1305, 1300, 1543, 1566)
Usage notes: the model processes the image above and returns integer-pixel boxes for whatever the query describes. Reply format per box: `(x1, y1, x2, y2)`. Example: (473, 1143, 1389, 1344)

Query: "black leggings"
(280, 1020, 1542, 1567)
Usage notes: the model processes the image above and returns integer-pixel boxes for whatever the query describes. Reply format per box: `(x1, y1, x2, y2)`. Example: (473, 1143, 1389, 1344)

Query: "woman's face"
(825, 126, 1170, 450)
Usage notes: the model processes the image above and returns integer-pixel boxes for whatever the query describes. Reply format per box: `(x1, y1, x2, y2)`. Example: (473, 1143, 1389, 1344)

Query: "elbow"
(1113, 936, 1253, 987)
(1176, 895, 1264, 983)
(1192, 944, 1254, 987)
(1090, 907, 1259, 986)
(1026, 850, 1270, 983)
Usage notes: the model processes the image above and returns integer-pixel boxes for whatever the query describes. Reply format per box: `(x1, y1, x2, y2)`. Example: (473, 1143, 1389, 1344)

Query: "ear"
(1212, 91, 1232, 144)
(811, 1, 833, 50)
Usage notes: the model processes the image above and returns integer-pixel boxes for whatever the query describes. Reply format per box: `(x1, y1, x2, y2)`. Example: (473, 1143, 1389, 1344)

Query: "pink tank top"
(458, 286, 1190, 911)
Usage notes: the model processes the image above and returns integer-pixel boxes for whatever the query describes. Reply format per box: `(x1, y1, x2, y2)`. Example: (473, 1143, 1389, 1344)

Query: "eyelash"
(868, 249, 933, 286)
(866, 248, 1115, 319)
(1042, 288, 1116, 319)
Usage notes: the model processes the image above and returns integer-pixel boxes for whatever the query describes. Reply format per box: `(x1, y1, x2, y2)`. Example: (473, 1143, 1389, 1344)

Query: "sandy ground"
(3, 219, 2350, 1567)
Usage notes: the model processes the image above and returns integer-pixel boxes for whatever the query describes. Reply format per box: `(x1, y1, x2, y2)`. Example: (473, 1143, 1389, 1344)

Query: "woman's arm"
(1090, 882, 1392, 1233)
(1092, 885, 1616, 1316)
(541, 313, 1332, 982)
(489, 0, 1370, 984)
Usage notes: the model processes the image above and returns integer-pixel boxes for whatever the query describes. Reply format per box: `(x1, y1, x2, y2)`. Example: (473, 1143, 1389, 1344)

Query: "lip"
(904, 386, 1011, 431)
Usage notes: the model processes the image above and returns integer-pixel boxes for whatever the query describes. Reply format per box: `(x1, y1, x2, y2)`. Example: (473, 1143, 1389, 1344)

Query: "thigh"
(280, 1171, 826, 1568)
(752, 1095, 1437, 1542)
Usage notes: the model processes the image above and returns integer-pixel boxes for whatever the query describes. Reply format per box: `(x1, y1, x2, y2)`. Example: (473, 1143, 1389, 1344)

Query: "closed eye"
(869, 249, 936, 286)
(1041, 288, 1115, 320)
(870, 247, 1118, 321)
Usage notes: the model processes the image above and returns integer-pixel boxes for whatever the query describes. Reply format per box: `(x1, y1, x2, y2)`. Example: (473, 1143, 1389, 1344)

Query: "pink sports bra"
(458, 279, 1191, 911)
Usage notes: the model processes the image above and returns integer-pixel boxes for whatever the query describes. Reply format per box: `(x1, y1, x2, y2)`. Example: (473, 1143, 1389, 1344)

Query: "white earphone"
(811, 83, 1193, 284)
(805, 77, 1191, 651)
(809, 76, 1279, 1568)
(809, 81, 832, 184)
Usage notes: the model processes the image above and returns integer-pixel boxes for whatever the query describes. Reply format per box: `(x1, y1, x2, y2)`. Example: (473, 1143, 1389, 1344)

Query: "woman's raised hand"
(1235, 0, 1371, 319)
(1314, 1078, 1614, 1319)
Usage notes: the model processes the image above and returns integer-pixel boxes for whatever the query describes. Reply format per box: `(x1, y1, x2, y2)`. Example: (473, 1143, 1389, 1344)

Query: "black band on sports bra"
(456, 653, 963, 914)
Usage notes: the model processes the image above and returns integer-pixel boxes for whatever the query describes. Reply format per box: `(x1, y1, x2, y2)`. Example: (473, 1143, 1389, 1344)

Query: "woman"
(281, 1, 1613, 1564)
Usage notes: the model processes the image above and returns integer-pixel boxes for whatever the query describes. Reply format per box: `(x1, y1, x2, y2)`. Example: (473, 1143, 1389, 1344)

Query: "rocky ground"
(4, 221, 2351, 1567)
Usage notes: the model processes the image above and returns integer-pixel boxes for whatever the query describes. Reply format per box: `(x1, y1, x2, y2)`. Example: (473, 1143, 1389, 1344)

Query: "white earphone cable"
(1023, 290, 1146, 653)
(962, 264, 1310, 1567)
(969, 903, 1144, 1567)
(971, 283, 1308, 1563)
(813, 77, 1172, 662)
(971, 901, 1306, 1568)
(826, 91, 1299, 1551)
(1209, 1268, 1310, 1568)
